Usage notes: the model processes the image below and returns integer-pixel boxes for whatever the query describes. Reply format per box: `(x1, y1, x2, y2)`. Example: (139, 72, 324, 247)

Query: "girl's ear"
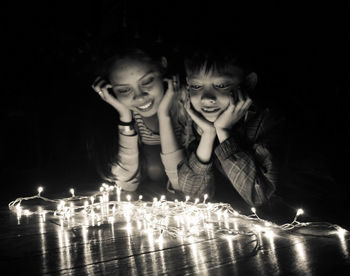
(161, 56, 168, 69)
(244, 72, 258, 92)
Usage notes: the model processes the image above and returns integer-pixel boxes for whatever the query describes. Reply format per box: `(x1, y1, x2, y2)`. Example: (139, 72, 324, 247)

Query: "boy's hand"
(214, 90, 252, 130)
(92, 76, 132, 123)
(157, 76, 178, 117)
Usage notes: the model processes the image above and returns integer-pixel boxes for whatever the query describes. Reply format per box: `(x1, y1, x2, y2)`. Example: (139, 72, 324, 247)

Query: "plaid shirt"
(178, 105, 282, 207)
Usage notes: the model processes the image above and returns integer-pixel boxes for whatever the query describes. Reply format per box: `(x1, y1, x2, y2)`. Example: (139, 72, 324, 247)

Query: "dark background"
(3, 1, 348, 219)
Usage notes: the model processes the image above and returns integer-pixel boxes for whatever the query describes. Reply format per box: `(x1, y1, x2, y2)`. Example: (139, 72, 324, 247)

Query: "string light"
(8, 185, 349, 245)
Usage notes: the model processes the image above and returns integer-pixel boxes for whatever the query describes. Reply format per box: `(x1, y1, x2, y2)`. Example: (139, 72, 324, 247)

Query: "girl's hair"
(99, 47, 167, 81)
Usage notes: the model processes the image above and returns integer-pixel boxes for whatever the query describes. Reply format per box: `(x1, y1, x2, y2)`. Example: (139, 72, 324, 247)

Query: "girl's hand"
(157, 76, 178, 117)
(184, 95, 216, 136)
(214, 90, 252, 131)
(91, 76, 132, 123)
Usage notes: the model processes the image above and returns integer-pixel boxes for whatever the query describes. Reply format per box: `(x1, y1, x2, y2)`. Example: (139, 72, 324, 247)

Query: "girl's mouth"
(136, 100, 154, 112)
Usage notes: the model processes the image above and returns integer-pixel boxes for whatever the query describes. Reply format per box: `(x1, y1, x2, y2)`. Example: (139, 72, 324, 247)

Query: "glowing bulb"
(297, 208, 304, 216)
(37, 186, 43, 196)
(127, 195, 131, 202)
(251, 207, 256, 214)
(90, 196, 95, 204)
(69, 188, 75, 197)
(160, 195, 165, 201)
(100, 187, 104, 192)
(24, 209, 31, 216)
(139, 195, 143, 200)
(194, 198, 199, 204)
(185, 195, 190, 202)
(203, 194, 208, 203)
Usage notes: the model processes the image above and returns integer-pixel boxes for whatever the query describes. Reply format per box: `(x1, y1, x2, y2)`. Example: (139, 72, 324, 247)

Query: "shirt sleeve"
(214, 110, 280, 207)
(160, 148, 185, 190)
(110, 132, 141, 191)
(178, 151, 215, 199)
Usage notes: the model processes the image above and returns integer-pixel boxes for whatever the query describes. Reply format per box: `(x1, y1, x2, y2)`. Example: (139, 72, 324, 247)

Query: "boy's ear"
(244, 72, 258, 92)
(161, 56, 168, 69)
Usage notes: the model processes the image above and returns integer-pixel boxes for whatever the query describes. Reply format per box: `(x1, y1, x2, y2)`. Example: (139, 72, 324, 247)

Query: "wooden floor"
(1, 186, 350, 276)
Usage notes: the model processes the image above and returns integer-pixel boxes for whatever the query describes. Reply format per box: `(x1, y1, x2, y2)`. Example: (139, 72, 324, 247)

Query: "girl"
(91, 46, 184, 194)
(177, 46, 282, 207)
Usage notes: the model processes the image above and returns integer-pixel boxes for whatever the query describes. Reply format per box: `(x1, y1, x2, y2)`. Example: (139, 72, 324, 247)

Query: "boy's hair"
(183, 44, 253, 78)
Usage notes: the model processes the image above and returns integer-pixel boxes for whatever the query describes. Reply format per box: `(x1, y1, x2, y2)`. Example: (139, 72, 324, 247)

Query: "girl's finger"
(92, 76, 103, 87)
(172, 75, 179, 91)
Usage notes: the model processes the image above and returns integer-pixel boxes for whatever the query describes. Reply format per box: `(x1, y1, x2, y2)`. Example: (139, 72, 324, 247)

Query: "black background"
(3, 0, 348, 215)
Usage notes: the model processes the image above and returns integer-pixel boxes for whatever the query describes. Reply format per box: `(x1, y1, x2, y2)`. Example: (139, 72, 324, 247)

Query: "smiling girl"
(91, 46, 184, 193)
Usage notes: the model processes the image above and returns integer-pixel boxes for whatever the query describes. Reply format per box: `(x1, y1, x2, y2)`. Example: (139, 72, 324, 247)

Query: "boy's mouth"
(200, 106, 220, 113)
(136, 100, 154, 112)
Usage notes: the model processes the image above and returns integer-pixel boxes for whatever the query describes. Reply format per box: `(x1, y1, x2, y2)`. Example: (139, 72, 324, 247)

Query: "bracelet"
(118, 124, 136, 136)
(118, 119, 134, 126)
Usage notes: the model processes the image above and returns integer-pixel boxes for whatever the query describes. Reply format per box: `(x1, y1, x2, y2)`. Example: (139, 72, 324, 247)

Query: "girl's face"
(109, 58, 164, 117)
(186, 66, 244, 122)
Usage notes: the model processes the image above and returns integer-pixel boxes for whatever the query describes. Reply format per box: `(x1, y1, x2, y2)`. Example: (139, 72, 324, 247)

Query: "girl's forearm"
(158, 115, 180, 154)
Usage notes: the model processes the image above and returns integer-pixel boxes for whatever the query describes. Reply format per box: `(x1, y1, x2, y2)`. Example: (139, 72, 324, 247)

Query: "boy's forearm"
(196, 131, 216, 163)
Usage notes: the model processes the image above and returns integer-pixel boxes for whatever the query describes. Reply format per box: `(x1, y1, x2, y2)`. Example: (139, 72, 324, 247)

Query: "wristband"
(118, 119, 134, 126)
(118, 124, 136, 136)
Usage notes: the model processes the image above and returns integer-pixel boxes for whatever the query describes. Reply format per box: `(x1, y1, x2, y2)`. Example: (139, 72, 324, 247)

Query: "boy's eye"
(141, 77, 154, 86)
(190, 84, 202, 90)
(215, 83, 231, 89)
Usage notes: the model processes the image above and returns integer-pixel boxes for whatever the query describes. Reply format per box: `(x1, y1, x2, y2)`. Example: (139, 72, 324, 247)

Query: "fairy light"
(37, 186, 43, 197)
(70, 188, 75, 197)
(203, 194, 208, 204)
(7, 185, 349, 248)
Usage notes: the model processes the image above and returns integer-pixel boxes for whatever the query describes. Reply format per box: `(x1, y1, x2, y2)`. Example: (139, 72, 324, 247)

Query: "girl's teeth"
(139, 101, 152, 109)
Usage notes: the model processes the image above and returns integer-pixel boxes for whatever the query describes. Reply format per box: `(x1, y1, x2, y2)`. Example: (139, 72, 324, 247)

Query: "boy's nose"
(201, 91, 216, 104)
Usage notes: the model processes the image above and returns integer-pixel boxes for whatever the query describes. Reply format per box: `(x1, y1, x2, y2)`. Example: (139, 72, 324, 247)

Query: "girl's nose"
(133, 87, 148, 100)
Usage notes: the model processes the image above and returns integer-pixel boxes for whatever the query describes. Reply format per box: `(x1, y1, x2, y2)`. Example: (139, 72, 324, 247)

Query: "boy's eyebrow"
(112, 70, 156, 86)
(188, 75, 241, 82)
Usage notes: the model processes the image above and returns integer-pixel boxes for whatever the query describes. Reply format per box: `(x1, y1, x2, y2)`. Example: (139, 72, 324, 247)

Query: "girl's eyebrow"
(112, 70, 156, 86)
(139, 70, 156, 82)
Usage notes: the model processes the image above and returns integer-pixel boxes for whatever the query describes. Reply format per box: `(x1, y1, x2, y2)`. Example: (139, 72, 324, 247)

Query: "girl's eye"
(141, 77, 154, 86)
(116, 87, 131, 94)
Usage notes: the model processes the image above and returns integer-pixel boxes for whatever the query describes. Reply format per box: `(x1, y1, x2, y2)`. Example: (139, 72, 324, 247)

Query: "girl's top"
(110, 106, 185, 192)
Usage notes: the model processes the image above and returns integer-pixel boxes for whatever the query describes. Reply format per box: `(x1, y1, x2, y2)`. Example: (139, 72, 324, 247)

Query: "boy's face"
(109, 58, 164, 117)
(186, 67, 244, 122)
